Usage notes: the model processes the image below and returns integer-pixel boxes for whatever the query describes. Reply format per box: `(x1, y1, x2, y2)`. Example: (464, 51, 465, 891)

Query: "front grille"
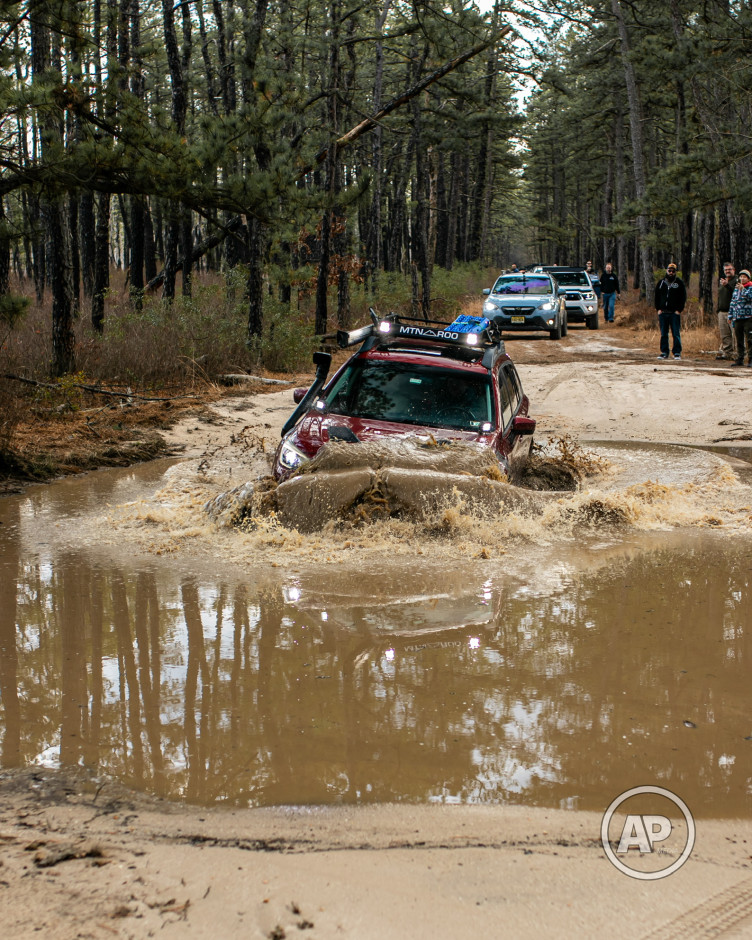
(565, 293, 582, 301)
(502, 306, 535, 314)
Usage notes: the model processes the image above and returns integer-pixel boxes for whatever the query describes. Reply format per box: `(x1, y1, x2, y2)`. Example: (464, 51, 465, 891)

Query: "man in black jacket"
(600, 263, 620, 322)
(654, 263, 687, 359)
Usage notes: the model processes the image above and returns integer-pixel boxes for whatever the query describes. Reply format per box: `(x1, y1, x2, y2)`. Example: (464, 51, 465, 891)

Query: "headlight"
(541, 302, 555, 311)
(483, 301, 497, 314)
(278, 440, 308, 471)
(584, 292, 595, 300)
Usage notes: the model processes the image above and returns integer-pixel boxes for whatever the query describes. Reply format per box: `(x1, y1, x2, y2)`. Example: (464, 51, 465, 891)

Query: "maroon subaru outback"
(273, 312, 536, 480)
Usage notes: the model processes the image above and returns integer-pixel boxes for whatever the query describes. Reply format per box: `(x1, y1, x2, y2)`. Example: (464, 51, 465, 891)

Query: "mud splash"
(203, 437, 606, 534)
(195, 438, 751, 556)
(205, 439, 562, 533)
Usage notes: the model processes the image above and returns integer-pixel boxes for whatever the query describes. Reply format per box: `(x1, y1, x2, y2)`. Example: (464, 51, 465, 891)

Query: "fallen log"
(1, 373, 202, 402)
(219, 374, 293, 386)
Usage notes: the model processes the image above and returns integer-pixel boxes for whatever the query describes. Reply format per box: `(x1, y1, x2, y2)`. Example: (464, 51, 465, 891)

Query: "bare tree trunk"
(612, 0, 652, 297)
(315, 0, 340, 336)
(47, 204, 76, 376)
(79, 192, 95, 297)
(471, 3, 499, 261)
(92, 192, 110, 333)
(445, 150, 460, 272)
(601, 150, 614, 264)
(143, 201, 157, 282)
(196, 0, 218, 117)
(179, 0, 193, 297)
(161, 0, 186, 302)
(162, 218, 179, 300)
(128, 0, 145, 307)
(246, 217, 266, 341)
(32, 2, 75, 375)
(0, 200, 9, 296)
(701, 211, 715, 321)
(614, 105, 628, 280)
(130, 198, 145, 307)
(410, 261, 420, 318)
(366, 0, 391, 293)
(68, 196, 80, 313)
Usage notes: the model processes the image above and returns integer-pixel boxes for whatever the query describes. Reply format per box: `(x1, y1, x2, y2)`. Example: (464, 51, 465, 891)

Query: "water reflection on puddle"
(1, 459, 751, 817)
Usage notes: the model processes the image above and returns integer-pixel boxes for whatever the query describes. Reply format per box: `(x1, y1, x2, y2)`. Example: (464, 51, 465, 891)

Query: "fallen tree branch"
(220, 374, 292, 385)
(1, 373, 203, 402)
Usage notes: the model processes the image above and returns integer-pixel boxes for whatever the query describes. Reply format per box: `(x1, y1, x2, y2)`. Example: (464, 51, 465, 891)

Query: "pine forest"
(1, 0, 751, 378)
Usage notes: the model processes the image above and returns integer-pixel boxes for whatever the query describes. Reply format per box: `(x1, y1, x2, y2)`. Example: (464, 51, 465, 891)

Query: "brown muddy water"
(0, 443, 751, 817)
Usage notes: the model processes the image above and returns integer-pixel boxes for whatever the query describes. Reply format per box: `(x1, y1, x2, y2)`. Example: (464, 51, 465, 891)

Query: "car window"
(504, 365, 522, 411)
(553, 272, 589, 287)
(497, 368, 514, 428)
(491, 276, 552, 295)
(326, 360, 494, 431)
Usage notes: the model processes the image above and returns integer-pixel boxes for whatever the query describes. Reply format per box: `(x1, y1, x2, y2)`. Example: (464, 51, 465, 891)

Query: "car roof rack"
(337, 309, 506, 368)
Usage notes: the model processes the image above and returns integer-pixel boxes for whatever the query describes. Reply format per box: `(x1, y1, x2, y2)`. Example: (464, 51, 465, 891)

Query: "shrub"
(247, 298, 317, 372)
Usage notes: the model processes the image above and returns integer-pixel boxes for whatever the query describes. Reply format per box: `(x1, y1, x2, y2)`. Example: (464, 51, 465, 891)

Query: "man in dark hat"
(654, 263, 686, 360)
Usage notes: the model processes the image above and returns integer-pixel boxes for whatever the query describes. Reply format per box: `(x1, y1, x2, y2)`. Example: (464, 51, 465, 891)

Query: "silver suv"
(482, 272, 567, 340)
(533, 267, 599, 330)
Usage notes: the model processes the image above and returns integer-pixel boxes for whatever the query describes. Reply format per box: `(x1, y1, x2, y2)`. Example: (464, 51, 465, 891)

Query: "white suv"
(533, 267, 599, 330)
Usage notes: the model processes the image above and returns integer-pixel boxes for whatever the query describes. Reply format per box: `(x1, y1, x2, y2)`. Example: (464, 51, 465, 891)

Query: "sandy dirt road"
(2, 326, 751, 939)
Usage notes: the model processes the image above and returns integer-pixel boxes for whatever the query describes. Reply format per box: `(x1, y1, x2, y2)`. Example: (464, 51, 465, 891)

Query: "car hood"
(485, 294, 552, 306)
(291, 412, 488, 452)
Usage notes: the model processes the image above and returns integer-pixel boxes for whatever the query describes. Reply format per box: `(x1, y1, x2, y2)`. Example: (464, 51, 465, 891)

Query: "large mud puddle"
(1, 441, 751, 816)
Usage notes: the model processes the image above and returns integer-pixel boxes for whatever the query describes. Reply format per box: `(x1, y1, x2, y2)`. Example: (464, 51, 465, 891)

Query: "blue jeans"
(603, 292, 615, 321)
(658, 311, 682, 356)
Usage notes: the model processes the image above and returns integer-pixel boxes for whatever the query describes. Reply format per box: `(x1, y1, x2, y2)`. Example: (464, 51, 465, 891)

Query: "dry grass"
(618, 291, 719, 357)
(1, 270, 318, 387)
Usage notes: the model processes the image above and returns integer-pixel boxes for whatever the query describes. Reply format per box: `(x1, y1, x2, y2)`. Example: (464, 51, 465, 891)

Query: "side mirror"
(512, 415, 536, 435)
(292, 387, 308, 404)
(482, 288, 491, 296)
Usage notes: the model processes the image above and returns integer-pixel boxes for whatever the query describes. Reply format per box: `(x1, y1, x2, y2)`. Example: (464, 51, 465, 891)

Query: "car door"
(499, 363, 533, 468)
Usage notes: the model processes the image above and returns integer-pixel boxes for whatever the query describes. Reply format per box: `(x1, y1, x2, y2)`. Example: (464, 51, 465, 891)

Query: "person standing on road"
(600, 263, 621, 323)
(654, 263, 686, 360)
(585, 261, 601, 299)
(728, 269, 752, 367)
(716, 262, 737, 360)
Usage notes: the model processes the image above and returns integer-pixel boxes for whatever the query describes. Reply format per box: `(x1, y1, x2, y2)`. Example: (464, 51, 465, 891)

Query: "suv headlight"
(584, 292, 595, 300)
(483, 300, 497, 314)
(278, 439, 309, 471)
(541, 301, 555, 311)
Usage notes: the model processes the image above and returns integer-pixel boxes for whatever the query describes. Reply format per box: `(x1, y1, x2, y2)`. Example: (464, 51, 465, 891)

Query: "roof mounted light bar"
(337, 308, 502, 351)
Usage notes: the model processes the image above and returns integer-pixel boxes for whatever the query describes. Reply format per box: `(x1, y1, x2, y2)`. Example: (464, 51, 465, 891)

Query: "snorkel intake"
(280, 351, 332, 437)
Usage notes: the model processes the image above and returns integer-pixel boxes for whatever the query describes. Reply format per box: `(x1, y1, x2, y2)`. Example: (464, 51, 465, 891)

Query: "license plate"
(511, 316, 525, 323)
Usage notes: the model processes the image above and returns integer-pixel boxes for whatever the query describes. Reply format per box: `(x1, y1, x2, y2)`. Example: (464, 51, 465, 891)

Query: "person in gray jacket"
(716, 262, 737, 360)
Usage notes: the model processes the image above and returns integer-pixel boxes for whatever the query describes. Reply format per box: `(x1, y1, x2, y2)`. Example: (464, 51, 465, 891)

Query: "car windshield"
(491, 276, 552, 295)
(325, 360, 494, 431)
(553, 272, 589, 287)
